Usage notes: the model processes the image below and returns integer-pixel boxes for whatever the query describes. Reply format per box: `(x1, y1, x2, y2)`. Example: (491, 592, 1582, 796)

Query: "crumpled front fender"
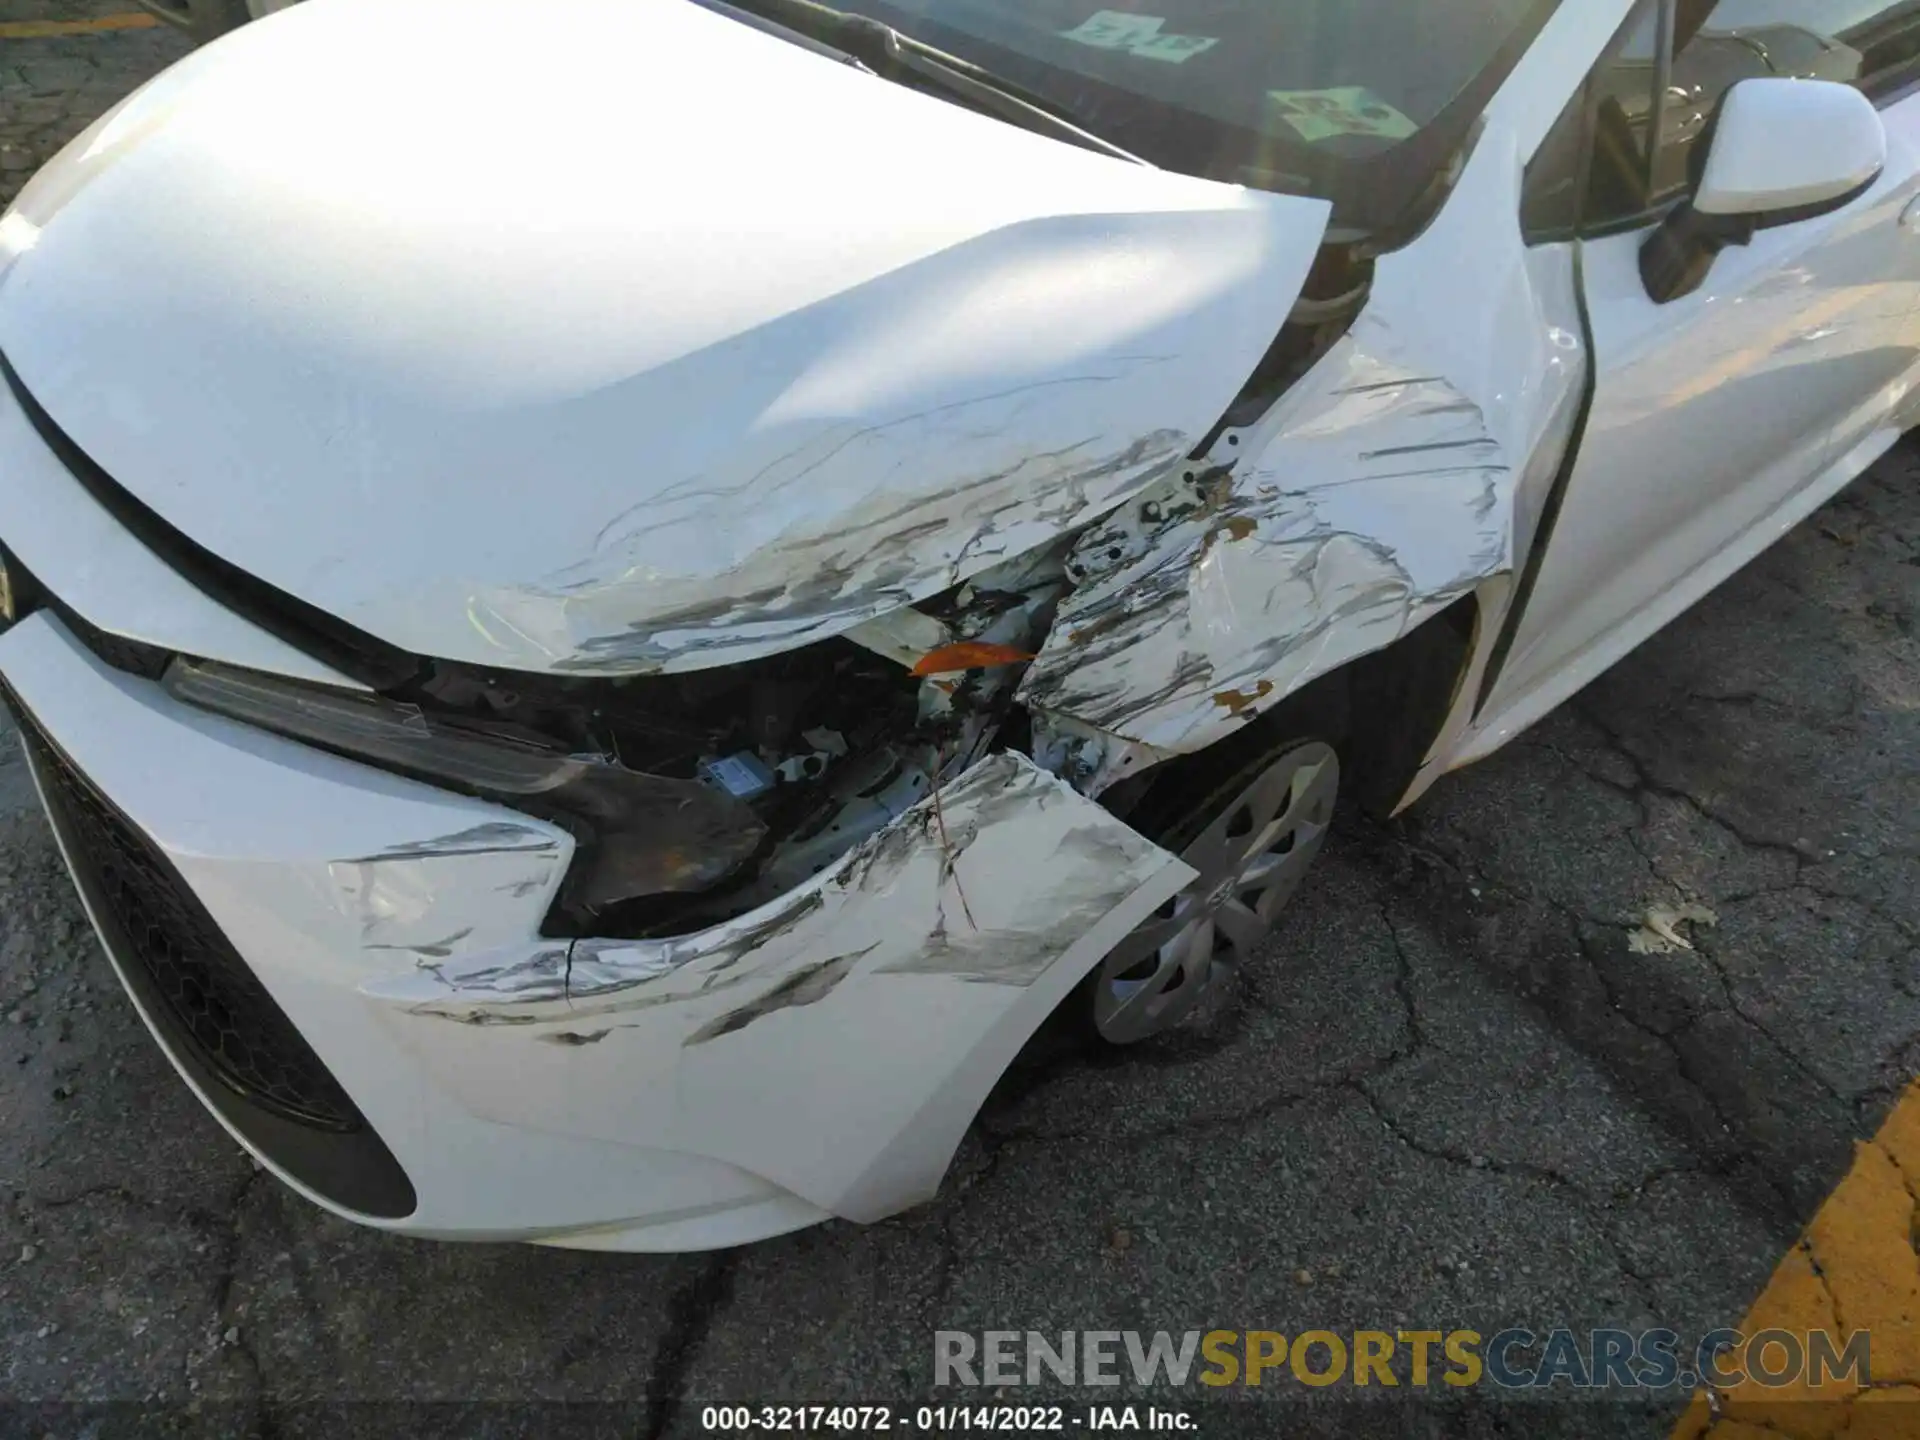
(1018, 125, 1588, 789)
(364, 751, 1195, 1224)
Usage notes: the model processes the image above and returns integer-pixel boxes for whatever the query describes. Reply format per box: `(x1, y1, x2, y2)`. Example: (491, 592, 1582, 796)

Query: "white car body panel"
(0, 0, 1328, 677)
(1446, 420, 1907, 771)
(0, 376, 364, 690)
(1694, 79, 1888, 217)
(1, 613, 1192, 1245)
(1467, 67, 1920, 763)
(365, 751, 1192, 1225)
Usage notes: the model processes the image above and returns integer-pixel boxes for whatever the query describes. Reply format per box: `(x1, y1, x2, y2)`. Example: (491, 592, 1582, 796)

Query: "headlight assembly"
(162, 657, 768, 913)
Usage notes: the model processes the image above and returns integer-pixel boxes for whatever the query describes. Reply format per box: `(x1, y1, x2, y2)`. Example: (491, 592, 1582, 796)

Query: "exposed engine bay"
(156, 253, 1378, 946)
(354, 261, 1374, 943)
(388, 549, 1070, 939)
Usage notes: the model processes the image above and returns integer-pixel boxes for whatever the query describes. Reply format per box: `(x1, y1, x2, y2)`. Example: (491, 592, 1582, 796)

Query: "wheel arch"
(1342, 592, 1481, 818)
(1093, 592, 1478, 829)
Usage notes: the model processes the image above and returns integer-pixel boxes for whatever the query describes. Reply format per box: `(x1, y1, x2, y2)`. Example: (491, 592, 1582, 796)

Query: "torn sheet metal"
(1019, 128, 1587, 778)
(336, 820, 559, 862)
(844, 606, 952, 671)
(362, 752, 1195, 1222)
(493, 422, 1191, 675)
(328, 842, 567, 960)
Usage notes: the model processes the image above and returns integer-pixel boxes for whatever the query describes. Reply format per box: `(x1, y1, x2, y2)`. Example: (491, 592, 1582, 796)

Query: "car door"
(1479, 0, 1920, 731)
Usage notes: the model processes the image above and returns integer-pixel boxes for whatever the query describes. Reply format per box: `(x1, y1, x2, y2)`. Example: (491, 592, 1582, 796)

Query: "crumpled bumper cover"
(0, 612, 1193, 1248)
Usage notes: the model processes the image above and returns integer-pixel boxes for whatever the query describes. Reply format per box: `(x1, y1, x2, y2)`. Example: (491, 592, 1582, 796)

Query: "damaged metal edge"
(1016, 131, 1589, 792)
(472, 423, 1194, 676)
(683, 941, 879, 1045)
(335, 820, 563, 863)
(364, 752, 1192, 1035)
(363, 753, 1033, 1016)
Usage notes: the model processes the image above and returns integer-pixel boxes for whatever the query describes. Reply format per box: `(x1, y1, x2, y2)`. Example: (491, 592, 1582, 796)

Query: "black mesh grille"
(21, 713, 362, 1132)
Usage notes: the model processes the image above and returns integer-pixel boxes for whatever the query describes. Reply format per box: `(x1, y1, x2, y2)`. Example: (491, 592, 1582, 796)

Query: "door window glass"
(1706, 1, 1920, 97)
(1526, 0, 1914, 239)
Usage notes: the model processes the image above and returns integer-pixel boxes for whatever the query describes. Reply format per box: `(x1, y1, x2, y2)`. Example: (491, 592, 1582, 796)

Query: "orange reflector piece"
(910, 642, 1036, 677)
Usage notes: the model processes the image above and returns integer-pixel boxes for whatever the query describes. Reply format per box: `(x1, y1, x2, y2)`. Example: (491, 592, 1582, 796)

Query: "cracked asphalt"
(3, 11, 1920, 1437)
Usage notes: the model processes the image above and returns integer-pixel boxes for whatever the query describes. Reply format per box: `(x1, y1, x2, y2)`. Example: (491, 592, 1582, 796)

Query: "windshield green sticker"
(1267, 87, 1419, 143)
(1060, 11, 1219, 63)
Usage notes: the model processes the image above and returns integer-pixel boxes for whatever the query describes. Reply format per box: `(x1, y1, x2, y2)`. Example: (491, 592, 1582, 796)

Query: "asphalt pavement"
(2, 10, 1918, 1438)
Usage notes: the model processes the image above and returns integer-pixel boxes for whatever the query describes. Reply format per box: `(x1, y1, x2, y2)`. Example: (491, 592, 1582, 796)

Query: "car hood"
(0, 0, 1331, 676)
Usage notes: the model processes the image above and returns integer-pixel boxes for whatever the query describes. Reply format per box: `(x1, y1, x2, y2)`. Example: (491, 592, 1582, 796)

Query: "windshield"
(822, 0, 1563, 233)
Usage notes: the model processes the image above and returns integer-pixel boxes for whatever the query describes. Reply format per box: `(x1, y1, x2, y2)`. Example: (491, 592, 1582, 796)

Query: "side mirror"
(1641, 78, 1887, 304)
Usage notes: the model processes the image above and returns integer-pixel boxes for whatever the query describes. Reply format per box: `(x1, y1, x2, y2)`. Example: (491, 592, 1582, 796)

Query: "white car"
(0, 0, 1913, 1251)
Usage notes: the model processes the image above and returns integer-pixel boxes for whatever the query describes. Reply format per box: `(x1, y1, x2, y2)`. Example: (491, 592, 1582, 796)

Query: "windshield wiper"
(693, 0, 1146, 165)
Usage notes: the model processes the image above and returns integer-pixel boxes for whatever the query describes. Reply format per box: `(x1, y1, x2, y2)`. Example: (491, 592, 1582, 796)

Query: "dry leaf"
(1627, 901, 1719, 954)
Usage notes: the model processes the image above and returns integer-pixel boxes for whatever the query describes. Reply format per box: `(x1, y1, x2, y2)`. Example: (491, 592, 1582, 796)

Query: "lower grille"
(27, 714, 359, 1129)
(4, 674, 416, 1217)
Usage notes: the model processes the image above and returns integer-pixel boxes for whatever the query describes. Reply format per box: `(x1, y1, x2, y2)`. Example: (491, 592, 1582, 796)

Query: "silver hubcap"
(1092, 742, 1339, 1044)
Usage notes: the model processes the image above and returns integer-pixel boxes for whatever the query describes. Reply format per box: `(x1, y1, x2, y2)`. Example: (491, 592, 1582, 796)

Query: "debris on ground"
(1627, 901, 1720, 955)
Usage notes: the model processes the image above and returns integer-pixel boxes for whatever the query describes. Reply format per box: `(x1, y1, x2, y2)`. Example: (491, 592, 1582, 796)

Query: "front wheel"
(1086, 725, 1341, 1046)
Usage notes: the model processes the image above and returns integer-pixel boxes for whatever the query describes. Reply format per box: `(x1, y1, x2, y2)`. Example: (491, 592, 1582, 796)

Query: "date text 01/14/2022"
(698, 1404, 1199, 1431)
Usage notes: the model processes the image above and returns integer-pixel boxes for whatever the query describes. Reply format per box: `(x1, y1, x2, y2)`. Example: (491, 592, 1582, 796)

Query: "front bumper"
(0, 613, 1192, 1249)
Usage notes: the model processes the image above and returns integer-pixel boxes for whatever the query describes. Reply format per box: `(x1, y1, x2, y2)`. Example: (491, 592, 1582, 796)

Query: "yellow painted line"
(0, 13, 162, 38)
(1673, 1078, 1920, 1439)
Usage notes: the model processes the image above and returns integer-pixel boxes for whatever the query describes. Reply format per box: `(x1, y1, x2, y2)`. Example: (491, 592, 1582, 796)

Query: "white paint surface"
(1695, 79, 1887, 217)
(1468, 66, 1920, 762)
(0, 361, 362, 689)
(0, 615, 1190, 1244)
(0, 0, 1327, 676)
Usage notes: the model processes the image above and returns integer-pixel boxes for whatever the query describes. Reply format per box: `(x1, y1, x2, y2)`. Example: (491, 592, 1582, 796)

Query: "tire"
(133, 0, 254, 45)
(1075, 673, 1351, 1045)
